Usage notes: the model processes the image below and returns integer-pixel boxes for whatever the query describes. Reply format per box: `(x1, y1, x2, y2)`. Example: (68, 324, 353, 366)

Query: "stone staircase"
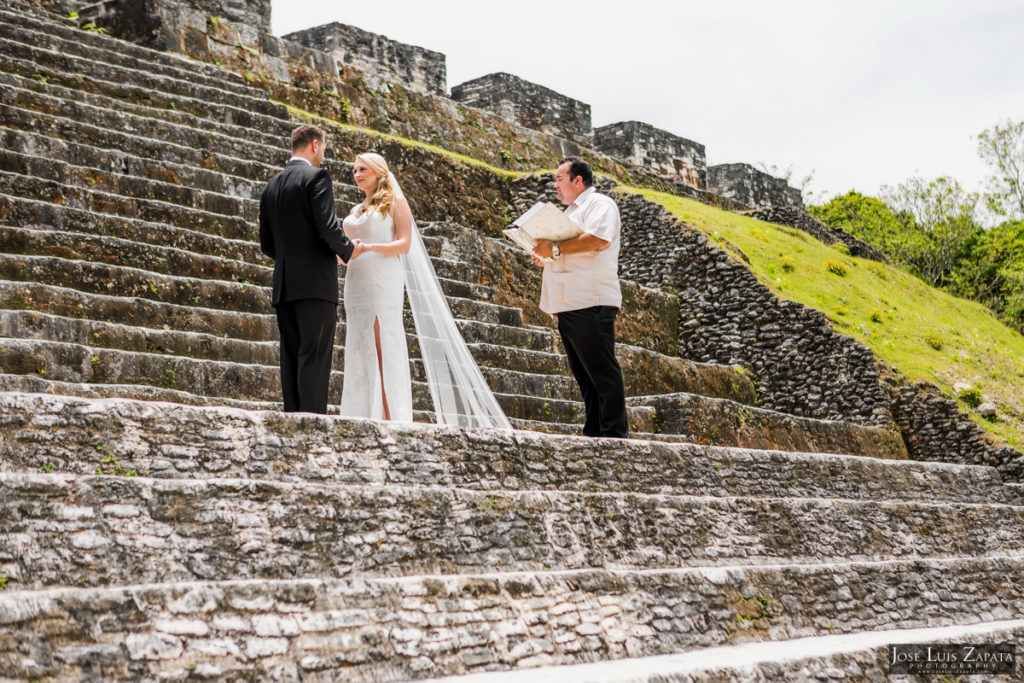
(1, 4, 1023, 681)
(2, 394, 1024, 680)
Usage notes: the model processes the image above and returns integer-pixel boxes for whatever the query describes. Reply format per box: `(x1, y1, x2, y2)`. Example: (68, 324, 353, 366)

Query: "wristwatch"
(551, 242, 560, 260)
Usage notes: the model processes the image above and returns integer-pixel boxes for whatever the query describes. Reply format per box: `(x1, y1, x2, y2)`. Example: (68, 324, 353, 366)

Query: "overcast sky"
(272, 1, 1023, 204)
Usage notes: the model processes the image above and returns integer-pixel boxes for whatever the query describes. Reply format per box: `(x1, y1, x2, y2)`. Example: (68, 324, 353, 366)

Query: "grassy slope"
(281, 102, 1024, 450)
(635, 188, 1024, 451)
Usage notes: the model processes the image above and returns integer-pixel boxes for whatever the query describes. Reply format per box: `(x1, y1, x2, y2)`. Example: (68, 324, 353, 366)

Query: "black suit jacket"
(258, 160, 355, 306)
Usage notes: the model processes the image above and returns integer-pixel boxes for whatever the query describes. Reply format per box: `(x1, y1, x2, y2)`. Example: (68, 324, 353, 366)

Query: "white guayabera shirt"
(539, 186, 623, 315)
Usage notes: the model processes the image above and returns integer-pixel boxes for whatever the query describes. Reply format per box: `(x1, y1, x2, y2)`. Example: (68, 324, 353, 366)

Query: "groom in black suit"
(258, 124, 364, 413)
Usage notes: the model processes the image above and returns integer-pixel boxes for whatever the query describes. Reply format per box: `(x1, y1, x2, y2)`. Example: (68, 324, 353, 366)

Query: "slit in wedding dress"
(373, 315, 390, 420)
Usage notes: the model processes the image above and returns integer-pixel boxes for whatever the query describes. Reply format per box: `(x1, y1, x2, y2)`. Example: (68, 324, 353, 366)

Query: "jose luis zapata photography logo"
(888, 643, 1016, 675)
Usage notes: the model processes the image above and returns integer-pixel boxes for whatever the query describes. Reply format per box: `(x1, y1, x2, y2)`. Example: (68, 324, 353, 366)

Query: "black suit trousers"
(276, 298, 337, 413)
(557, 305, 629, 438)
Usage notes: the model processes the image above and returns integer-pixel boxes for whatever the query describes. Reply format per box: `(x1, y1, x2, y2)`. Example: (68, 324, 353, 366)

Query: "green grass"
(634, 187, 1024, 451)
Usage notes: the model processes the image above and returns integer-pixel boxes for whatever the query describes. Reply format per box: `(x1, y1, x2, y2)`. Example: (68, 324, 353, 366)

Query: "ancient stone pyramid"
(1, 3, 1023, 680)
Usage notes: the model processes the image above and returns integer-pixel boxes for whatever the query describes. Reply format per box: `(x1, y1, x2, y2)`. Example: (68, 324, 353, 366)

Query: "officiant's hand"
(532, 239, 553, 265)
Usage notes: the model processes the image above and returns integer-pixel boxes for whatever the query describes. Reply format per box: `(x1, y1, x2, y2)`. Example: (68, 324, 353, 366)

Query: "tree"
(809, 190, 911, 250)
(880, 177, 981, 287)
(977, 119, 1024, 220)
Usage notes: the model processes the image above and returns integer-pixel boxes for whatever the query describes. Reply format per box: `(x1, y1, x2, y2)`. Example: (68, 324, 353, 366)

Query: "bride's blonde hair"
(355, 153, 395, 217)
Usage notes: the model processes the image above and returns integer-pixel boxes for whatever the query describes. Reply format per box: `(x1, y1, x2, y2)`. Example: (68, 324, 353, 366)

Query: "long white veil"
(391, 172, 512, 430)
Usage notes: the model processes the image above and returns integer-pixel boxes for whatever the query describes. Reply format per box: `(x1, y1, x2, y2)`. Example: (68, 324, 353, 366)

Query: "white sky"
(271, 0, 1024, 203)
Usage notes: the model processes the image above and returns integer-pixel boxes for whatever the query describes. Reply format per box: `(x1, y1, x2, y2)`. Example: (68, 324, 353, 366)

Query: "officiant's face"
(554, 162, 585, 205)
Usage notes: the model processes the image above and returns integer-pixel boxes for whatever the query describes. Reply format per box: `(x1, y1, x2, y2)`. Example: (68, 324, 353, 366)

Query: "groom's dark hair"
(291, 124, 325, 151)
(560, 157, 594, 187)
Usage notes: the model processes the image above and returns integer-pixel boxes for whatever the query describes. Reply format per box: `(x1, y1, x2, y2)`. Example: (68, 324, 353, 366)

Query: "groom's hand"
(339, 240, 366, 264)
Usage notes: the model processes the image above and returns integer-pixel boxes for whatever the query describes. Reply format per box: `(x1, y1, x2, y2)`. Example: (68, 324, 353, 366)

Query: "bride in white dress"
(339, 152, 512, 430)
(340, 153, 413, 421)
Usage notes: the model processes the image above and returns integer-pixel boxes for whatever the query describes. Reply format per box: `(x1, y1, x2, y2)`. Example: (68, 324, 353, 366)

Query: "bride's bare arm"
(363, 197, 413, 257)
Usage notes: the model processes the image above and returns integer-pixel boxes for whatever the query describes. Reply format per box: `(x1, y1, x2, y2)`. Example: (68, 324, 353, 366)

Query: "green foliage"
(41, 462, 54, 473)
(209, 15, 224, 26)
(812, 186, 1024, 334)
(958, 385, 984, 407)
(0, 577, 7, 591)
(81, 22, 108, 34)
(925, 334, 943, 351)
(830, 242, 850, 255)
(870, 309, 884, 323)
(825, 260, 848, 277)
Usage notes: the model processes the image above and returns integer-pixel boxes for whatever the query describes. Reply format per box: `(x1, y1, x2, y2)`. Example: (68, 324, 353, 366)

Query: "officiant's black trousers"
(557, 305, 629, 438)
(276, 298, 336, 414)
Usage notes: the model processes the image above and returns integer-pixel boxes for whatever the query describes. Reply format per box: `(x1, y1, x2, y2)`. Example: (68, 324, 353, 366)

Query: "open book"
(503, 201, 583, 263)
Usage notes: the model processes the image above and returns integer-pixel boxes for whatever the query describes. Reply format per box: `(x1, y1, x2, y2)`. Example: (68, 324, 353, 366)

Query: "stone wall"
(284, 22, 446, 96)
(594, 121, 707, 189)
(708, 162, 803, 209)
(746, 205, 888, 262)
(451, 73, 593, 145)
(78, 0, 270, 41)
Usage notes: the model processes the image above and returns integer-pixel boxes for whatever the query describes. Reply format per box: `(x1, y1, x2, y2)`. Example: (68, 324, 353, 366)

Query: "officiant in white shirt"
(532, 157, 629, 438)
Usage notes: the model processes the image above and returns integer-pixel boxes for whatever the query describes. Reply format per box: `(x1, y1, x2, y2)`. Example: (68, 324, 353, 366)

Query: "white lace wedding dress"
(339, 208, 414, 421)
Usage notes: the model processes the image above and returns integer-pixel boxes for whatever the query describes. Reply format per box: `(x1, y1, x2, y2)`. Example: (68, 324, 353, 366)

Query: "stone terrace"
(1, 3, 1023, 681)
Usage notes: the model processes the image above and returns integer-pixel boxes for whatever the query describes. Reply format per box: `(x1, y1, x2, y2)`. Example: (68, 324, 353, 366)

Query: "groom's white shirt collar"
(288, 156, 312, 166)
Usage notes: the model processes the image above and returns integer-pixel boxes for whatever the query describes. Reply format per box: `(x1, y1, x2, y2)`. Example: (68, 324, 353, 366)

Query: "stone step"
(0, 266, 720, 402)
(630, 393, 909, 461)
(0, 143, 258, 224)
(0, 251, 271, 313)
(0, 199, 484, 298)
(0, 252, 522, 326)
(0, 373, 279, 411)
(4, 472, 1024, 592)
(0, 310, 900, 449)
(0, 123, 269, 205)
(0, 49, 288, 161)
(0, 278, 548, 358)
(0, 309, 281, 367)
(2, 394, 1015, 506)
(0, 310, 585, 400)
(0, 223, 270, 289)
(0, 27, 282, 120)
(0, 5, 266, 99)
(0, 182, 267, 265)
(0, 167, 258, 242)
(429, 620, 1024, 682)
(0, 100, 286, 194)
(0, 157, 362, 243)
(2, 558, 1024, 680)
(0, 280, 277, 342)
(0, 77, 332, 181)
(0, 338, 649, 426)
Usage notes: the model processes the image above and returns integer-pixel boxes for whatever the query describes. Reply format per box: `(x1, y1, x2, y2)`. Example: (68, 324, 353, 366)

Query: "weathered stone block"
(595, 121, 707, 189)
(284, 22, 446, 96)
(707, 162, 803, 209)
(451, 73, 593, 144)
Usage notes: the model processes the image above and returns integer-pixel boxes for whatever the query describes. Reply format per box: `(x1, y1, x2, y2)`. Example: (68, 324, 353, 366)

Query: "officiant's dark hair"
(560, 157, 594, 187)
(291, 124, 325, 151)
